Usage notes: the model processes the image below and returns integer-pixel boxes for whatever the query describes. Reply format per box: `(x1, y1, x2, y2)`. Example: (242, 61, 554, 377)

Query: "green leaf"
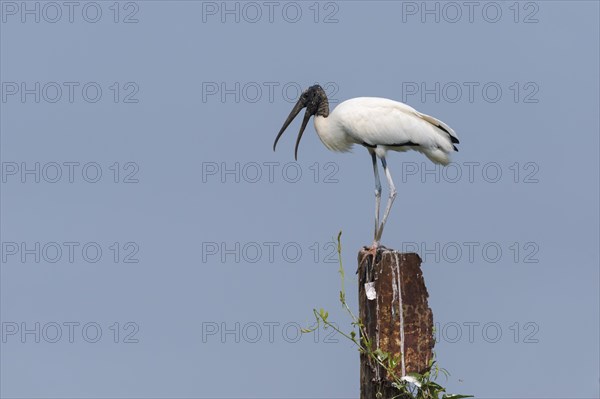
(424, 381, 444, 391)
(440, 367, 450, 378)
(373, 348, 389, 362)
(318, 308, 329, 322)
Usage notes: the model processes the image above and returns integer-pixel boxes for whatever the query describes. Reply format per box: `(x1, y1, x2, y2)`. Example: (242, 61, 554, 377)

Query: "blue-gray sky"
(1, 1, 599, 398)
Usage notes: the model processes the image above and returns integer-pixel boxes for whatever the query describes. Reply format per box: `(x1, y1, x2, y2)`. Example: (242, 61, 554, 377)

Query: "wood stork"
(273, 84, 459, 248)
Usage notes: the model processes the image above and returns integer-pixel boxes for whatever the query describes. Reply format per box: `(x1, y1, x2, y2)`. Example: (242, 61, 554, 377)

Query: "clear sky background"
(1, 1, 599, 398)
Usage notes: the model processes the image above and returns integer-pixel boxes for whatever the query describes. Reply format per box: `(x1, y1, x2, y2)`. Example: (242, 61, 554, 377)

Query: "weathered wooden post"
(358, 247, 434, 399)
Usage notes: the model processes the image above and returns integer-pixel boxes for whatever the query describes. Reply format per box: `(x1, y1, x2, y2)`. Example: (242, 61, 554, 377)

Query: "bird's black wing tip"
(435, 124, 459, 144)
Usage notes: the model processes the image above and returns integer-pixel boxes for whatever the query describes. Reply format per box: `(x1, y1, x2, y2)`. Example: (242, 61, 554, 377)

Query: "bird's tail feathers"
(418, 112, 459, 146)
(421, 147, 451, 166)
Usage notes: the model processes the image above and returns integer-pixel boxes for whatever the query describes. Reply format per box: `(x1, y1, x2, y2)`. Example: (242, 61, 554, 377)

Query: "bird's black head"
(301, 84, 329, 118)
(273, 84, 330, 160)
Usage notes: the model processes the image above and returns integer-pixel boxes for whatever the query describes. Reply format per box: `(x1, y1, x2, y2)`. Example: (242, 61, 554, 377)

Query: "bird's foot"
(359, 240, 380, 269)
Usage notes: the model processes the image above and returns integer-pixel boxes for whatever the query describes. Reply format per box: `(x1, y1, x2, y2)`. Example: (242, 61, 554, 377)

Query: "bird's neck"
(317, 97, 330, 117)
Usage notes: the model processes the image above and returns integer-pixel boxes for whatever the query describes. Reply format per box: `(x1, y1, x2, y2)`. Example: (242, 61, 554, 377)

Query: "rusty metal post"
(358, 247, 434, 399)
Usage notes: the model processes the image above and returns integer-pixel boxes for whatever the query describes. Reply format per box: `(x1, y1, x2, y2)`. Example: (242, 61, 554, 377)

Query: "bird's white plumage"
(274, 85, 459, 246)
(313, 97, 458, 165)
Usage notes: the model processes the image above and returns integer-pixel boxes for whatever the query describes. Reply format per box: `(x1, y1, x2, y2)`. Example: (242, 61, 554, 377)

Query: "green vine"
(302, 231, 473, 399)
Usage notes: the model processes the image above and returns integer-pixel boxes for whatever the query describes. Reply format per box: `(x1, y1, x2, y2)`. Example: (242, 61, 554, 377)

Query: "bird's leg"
(376, 155, 397, 243)
(360, 150, 382, 269)
(370, 150, 382, 245)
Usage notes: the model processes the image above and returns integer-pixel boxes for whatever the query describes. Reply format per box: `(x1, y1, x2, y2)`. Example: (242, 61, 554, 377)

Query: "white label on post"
(365, 282, 376, 300)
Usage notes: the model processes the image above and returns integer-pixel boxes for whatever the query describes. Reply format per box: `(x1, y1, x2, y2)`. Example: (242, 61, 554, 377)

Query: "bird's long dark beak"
(273, 99, 306, 156)
(294, 110, 312, 161)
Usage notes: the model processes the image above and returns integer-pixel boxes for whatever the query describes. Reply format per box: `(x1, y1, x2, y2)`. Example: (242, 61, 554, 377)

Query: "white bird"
(273, 84, 459, 250)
